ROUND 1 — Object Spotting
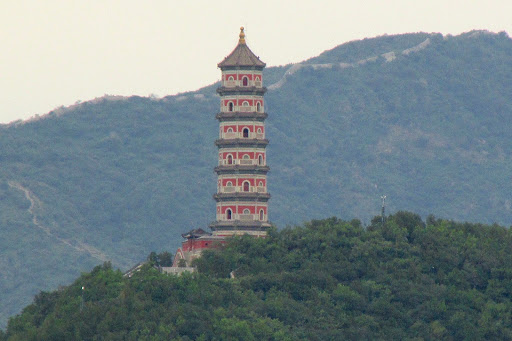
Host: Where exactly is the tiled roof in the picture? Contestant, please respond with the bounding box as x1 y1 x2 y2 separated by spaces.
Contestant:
181 228 211 239
218 27 266 68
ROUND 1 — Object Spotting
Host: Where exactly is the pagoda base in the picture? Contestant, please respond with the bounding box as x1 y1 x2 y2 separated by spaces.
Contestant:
209 220 270 237
212 229 267 238
171 222 269 268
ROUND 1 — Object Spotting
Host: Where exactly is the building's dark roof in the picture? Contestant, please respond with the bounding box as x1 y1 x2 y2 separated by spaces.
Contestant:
218 27 266 69
182 228 211 239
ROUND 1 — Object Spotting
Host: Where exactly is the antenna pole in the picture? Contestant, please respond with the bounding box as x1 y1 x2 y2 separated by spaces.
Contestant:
381 195 386 226
80 286 84 312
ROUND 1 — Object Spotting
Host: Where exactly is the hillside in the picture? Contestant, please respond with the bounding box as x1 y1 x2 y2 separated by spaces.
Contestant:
1 30 512 327
2 214 512 339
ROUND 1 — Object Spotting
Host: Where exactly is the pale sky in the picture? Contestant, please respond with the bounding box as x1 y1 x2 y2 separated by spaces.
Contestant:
1 0 510 123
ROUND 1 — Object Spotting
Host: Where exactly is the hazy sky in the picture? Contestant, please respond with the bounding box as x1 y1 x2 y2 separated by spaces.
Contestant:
1 0 510 123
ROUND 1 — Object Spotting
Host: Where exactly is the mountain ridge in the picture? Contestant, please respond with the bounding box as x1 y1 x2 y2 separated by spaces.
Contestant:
0 30 511 328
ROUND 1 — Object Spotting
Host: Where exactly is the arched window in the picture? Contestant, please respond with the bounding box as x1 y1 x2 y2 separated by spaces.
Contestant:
259 209 264 220
258 155 263 165
242 76 248 86
228 102 234 112
243 154 250 160
243 209 250 214
226 181 233 186
257 128 262 133
227 154 233 165
228 76 234 81
243 128 249 138
227 127 234 133
258 181 264 187
242 101 249 107
243 181 250 192
257 102 261 112
226 209 232 220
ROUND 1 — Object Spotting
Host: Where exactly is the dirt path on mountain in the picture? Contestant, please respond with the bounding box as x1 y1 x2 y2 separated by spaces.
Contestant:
8 181 109 262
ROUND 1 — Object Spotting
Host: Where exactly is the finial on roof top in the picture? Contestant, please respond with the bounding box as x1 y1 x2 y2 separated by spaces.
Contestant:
239 26 246 44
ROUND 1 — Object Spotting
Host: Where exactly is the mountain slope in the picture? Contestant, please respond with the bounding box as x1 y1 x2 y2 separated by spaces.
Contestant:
3 214 512 340
1 30 511 327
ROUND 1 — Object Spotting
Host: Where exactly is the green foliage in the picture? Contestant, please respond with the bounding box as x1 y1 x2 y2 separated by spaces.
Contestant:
4 214 512 339
2 30 512 327
147 251 174 267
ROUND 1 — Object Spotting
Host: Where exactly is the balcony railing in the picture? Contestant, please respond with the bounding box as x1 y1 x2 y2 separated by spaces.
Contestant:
221 106 264 113
220 132 265 139
222 80 263 88
223 132 237 139
218 159 265 166
218 186 267 193
239 106 253 112
217 213 267 221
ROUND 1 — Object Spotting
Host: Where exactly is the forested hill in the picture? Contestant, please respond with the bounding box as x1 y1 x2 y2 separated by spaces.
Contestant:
1 30 512 327
2 213 512 340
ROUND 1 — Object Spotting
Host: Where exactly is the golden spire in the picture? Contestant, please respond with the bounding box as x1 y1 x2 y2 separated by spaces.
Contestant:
239 26 246 44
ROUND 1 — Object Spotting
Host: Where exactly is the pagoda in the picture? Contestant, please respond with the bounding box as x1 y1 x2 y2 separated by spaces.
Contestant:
211 27 271 237
171 28 270 268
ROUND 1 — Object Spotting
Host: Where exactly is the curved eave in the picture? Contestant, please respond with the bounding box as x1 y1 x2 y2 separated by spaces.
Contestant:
216 86 267 96
216 112 268 121
214 165 270 175
215 138 269 148
218 65 265 71
213 192 271 202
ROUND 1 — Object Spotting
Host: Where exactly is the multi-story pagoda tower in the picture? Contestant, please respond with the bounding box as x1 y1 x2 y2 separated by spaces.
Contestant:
210 27 271 237
170 28 269 269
